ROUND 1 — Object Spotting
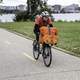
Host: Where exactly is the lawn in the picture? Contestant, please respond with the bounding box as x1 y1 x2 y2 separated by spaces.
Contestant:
0 21 80 56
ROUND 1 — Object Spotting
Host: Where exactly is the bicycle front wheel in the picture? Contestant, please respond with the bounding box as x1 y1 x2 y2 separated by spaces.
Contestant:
42 44 52 67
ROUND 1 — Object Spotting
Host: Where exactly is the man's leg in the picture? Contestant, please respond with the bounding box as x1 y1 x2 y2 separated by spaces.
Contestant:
36 33 39 41
33 25 40 41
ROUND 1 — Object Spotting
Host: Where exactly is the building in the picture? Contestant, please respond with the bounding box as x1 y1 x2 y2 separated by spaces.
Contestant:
0 3 27 13
17 4 27 11
48 5 62 13
61 4 80 13
0 4 17 13
52 5 62 13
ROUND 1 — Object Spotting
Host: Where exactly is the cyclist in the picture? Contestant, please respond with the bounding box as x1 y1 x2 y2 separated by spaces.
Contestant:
33 11 53 41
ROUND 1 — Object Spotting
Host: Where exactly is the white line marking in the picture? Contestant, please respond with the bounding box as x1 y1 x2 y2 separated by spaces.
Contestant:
5 41 11 45
23 52 36 61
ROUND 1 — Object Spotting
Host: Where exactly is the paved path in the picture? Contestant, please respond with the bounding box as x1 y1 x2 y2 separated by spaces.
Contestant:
0 29 80 80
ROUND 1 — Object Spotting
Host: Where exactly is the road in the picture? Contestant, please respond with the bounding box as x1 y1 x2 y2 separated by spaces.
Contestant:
0 28 80 80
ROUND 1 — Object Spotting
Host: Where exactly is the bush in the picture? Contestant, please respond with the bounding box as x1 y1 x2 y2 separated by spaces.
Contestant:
57 20 63 22
14 11 35 22
14 11 25 21
75 20 80 22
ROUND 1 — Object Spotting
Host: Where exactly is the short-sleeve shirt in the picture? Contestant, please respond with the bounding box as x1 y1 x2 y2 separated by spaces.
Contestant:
35 15 52 27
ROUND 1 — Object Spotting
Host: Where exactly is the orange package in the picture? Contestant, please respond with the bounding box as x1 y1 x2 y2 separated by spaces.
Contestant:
50 27 58 35
40 26 49 36
39 26 58 45
50 27 58 45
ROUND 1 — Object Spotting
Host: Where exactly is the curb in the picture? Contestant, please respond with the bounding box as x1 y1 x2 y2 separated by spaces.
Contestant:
53 46 75 56
2 28 77 57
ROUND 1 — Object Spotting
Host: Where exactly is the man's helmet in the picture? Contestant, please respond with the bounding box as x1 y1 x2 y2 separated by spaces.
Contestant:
40 11 49 23
41 11 49 17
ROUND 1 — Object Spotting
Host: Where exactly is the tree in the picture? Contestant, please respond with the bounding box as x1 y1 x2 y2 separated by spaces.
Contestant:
27 0 49 15
26 0 44 20
15 0 50 21
0 0 2 3
27 0 42 15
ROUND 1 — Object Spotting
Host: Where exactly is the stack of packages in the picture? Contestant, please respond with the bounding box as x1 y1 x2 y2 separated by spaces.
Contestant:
39 26 58 45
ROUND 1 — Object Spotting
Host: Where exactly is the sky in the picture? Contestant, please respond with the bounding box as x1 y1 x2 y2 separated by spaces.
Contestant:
0 0 27 6
1 0 80 6
47 0 80 6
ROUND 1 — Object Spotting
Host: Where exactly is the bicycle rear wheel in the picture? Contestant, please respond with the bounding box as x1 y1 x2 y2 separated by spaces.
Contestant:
33 40 40 60
42 44 52 67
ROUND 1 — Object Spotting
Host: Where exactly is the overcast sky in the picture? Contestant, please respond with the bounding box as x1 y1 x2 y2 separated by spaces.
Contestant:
47 0 80 6
2 0 80 6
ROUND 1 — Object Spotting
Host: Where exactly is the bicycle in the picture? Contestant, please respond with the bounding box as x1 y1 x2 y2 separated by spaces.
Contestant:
33 26 58 67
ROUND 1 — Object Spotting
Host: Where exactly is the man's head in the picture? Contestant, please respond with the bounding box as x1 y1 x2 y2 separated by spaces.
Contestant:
41 11 49 22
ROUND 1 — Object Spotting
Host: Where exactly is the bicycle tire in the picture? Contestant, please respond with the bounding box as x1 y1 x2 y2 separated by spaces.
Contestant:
33 40 40 60
42 44 52 67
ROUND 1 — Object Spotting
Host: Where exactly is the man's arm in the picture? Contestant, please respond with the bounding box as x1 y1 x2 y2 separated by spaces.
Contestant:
48 17 53 27
33 24 40 34
34 15 40 34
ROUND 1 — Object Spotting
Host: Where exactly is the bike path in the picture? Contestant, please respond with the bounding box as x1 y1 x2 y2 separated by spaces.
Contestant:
0 28 80 80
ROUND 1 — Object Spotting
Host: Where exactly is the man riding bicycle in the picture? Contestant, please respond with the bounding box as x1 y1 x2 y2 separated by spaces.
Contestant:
33 11 58 67
33 11 53 42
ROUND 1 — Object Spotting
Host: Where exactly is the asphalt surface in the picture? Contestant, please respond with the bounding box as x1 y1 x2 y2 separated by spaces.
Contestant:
0 28 80 80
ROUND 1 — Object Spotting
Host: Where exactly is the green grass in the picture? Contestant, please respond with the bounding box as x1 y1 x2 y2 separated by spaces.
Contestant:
0 22 35 38
54 22 80 56
0 21 80 56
